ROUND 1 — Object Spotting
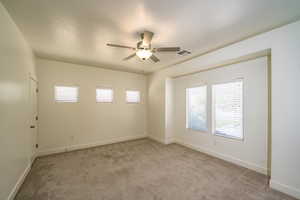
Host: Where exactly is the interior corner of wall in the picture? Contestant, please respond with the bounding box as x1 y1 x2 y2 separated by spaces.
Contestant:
165 137 175 145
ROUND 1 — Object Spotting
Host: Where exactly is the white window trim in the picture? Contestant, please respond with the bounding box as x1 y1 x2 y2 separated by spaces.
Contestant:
126 90 141 104
54 85 79 103
96 87 114 103
211 79 244 141
186 84 208 133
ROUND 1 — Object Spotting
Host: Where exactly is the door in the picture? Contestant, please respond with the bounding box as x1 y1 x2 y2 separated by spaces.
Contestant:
29 77 38 162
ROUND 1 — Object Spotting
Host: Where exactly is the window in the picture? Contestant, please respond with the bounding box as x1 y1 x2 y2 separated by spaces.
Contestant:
186 86 207 131
96 88 113 103
55 86 78 102
212 80 243 139
126 90 140 103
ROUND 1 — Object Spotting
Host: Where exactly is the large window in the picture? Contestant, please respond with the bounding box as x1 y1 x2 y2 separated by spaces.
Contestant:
186 86 207 131
96 88 113 103
126 90 140 103
55 86 79 102
212 80 243 139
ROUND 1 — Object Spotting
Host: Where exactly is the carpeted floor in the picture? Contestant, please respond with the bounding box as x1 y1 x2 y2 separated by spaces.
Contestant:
16 139 296 200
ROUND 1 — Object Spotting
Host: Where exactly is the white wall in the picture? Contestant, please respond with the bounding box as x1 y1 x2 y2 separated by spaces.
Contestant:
164 78 175 144
0 3 36 200
37 58 147 155
173 57 268 174
148 20 300 198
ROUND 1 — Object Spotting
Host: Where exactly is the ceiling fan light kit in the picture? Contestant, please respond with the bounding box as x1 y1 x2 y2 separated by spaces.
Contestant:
136 49 152 60
107 31 184 63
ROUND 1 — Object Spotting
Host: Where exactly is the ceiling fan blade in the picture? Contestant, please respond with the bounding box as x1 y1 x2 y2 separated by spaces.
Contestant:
141 31 154 47
107 43 135 50
123 53 136 60
155 47 181 52
150 55 160 63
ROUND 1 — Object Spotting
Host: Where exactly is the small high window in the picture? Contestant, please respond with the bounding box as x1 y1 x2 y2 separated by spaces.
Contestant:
126 90 140 103
96 88 113 103
55 86 79 102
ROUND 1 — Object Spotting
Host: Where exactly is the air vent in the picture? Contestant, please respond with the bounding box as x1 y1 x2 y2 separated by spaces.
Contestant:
178 50 191 56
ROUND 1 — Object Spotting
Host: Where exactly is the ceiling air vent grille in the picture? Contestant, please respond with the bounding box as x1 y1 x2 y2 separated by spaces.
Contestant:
178 50 191 56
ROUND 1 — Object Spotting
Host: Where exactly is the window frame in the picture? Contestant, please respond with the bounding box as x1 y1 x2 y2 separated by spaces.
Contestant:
54 85 79 103
96 87 114 103
125 90 141 104
211 79 244 141
186 84 208 133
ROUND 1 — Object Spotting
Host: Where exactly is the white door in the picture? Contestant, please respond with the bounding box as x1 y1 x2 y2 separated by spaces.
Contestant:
29 78 38 162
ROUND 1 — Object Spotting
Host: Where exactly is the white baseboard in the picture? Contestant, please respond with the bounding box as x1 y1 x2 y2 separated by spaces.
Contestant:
165 137 175 144
174 139 268 175
270 179 300 199
148 135 166 144
31 152 38 164
7 162 32 200
37 134 147 157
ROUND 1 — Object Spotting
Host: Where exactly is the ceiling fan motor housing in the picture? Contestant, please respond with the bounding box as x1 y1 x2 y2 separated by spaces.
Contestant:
137 41 151 50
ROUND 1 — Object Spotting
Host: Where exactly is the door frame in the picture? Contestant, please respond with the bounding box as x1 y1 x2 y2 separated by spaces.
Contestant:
29 75 38 162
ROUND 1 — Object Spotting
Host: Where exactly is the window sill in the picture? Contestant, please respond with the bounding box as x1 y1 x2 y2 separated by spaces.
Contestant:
55 101 79 103
187 128 208 134
214 132 244 141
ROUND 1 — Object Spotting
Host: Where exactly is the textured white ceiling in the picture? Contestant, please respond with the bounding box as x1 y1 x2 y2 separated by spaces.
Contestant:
2 0 300 73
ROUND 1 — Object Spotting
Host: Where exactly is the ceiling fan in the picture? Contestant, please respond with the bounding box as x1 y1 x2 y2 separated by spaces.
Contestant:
106 31 181 63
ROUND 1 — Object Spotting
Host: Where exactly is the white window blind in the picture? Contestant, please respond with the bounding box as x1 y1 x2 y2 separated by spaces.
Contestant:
212 80 243 139
186 86 207 131
55 86 79 102
126 90 140 103
96 88 113 103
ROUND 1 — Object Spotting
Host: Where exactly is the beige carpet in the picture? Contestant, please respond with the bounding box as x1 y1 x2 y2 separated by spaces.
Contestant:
16 139 296 200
